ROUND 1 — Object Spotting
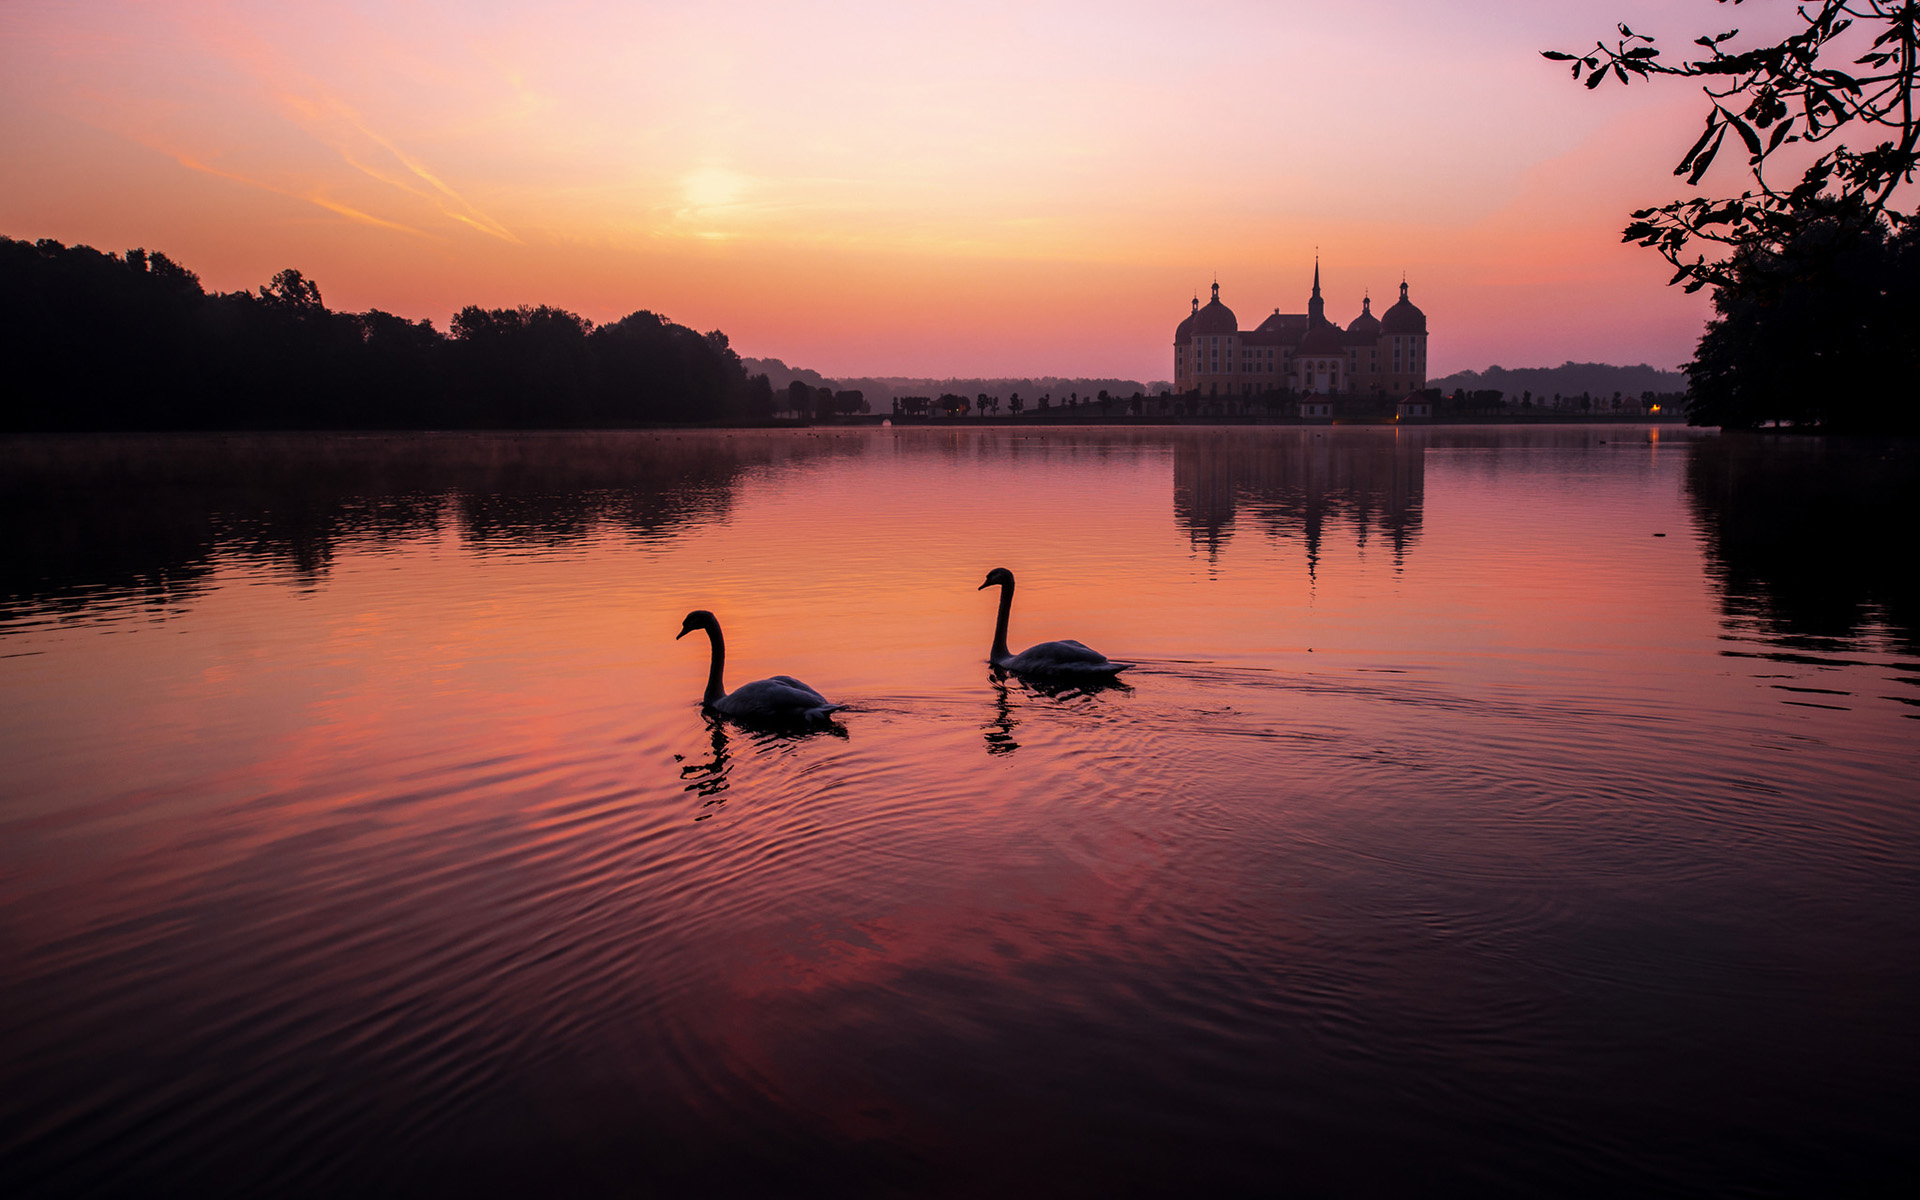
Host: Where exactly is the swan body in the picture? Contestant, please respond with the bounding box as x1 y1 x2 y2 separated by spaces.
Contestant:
677 610 845 723
977 568 1131 679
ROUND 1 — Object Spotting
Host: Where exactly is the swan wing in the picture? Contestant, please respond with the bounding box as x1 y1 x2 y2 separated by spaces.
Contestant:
713 677 845 721
1002 640 1131 677
765 675 827 701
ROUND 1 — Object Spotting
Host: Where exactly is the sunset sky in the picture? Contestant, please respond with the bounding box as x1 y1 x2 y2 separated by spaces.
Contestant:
1 0 1777 379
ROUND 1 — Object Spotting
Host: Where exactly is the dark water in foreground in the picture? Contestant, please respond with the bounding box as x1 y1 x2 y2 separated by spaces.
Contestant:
1 427 1916 1197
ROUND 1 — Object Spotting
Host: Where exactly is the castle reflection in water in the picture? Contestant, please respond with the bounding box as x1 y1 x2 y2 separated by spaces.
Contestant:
1172 429 1423 577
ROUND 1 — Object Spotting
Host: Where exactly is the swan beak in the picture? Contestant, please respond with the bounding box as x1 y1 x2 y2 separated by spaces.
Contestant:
675 626 692 639
977 578 993 590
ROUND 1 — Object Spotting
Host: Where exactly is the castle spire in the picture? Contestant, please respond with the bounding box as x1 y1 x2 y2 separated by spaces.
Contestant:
1307 258 1325 326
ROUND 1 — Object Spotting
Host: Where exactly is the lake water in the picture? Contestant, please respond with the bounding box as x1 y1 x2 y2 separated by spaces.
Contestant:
2 427 1916 1197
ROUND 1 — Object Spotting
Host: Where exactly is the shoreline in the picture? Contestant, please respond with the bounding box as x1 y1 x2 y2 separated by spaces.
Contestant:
1 413 1698 437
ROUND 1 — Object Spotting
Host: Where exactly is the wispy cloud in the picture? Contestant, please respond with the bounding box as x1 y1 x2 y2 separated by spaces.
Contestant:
281 92 521 243
162 147 432 237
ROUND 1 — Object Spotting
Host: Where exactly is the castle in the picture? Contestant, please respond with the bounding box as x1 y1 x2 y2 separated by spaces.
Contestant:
1174 265 1428 406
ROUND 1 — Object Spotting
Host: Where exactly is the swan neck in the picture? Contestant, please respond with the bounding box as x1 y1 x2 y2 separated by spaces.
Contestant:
991 579 1013 661
703 624 726 705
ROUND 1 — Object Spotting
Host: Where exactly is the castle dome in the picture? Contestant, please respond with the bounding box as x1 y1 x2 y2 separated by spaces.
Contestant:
1191 281 1238 336
1346 294 1381 339
1381 279 1426 335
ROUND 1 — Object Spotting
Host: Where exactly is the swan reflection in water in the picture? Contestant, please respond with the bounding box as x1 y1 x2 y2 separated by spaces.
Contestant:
678 715 733 811
676 712 848 821
982 671 1131 757
984 680 1021 756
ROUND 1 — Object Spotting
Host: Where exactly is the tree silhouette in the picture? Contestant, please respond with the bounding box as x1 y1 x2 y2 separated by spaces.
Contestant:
1548 3 1917 293
259 268 324 313
1686 215 1918 429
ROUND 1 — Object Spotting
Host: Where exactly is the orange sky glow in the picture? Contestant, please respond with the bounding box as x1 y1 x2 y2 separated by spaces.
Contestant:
1 0 1778 379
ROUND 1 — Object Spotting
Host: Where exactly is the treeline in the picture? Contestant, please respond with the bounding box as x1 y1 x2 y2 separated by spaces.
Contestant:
0 237 772 430
1428 361 1689 401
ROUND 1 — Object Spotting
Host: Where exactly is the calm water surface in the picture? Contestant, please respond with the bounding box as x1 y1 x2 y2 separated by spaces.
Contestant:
2 427 1916 1197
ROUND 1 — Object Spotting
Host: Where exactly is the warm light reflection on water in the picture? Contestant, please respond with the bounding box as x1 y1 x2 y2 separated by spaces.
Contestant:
2 428 1916 1197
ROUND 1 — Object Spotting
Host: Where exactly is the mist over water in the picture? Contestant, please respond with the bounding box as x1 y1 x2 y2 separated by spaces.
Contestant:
2 428 1916 1197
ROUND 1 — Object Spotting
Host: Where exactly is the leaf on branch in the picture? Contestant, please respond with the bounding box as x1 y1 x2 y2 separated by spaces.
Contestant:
1686 130 1727 183
1676 113 1723 174
1541 50 1577 60
1728 112 1764 159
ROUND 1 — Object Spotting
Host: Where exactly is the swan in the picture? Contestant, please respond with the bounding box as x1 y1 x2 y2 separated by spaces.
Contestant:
676 610 846 723
977 568 1131 679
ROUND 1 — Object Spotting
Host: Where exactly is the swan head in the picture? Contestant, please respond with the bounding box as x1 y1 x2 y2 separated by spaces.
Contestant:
676 609 718 640
978 567 1014 591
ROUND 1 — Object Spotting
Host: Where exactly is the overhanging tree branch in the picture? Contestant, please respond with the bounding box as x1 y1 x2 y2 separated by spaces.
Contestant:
1547 0 1918 291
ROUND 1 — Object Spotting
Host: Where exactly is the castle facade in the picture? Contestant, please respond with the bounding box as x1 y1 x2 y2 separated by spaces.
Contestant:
1174 266 1428 401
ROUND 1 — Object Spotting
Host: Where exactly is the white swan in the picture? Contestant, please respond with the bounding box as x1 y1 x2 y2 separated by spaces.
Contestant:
676 610 846 722
977 568 1131 679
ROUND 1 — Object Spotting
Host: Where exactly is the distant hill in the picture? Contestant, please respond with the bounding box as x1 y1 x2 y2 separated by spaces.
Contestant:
741 357 1170 407
1428 361 1688 400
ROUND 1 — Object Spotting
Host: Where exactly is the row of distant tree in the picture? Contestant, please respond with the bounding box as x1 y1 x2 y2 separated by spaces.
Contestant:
869 386 1685 421
1498 389 1688 414
739 358 1168 411
885 389 1162 418
0 237 772 430
783 382 871 419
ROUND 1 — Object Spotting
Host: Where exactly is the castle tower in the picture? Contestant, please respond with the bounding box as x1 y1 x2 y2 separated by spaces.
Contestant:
1380 277 1429 393
1173 280 1238 395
